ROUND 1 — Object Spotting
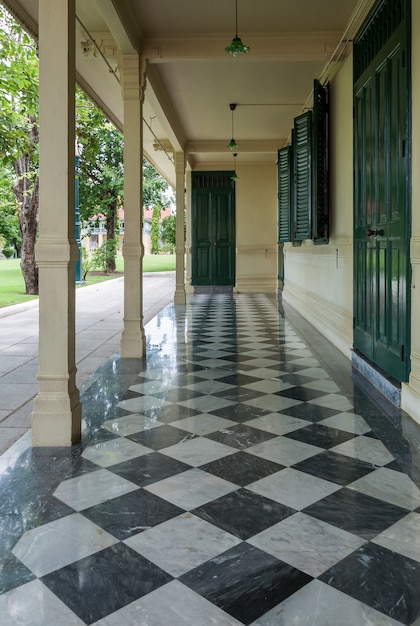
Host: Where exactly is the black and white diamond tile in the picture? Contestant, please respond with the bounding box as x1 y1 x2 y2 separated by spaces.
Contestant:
1 293 420 625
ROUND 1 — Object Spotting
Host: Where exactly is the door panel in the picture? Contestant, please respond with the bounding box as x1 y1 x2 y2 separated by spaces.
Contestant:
354 22 410 382
192 174 235 286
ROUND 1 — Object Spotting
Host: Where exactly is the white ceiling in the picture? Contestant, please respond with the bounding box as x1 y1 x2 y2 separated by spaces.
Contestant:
3 0 376 186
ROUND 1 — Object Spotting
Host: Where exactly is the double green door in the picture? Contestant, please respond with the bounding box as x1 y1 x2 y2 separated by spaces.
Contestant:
354 3 410 382
191 172 235 286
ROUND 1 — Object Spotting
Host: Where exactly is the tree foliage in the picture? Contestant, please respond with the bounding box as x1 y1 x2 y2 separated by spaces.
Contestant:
76 89 124 272
0 5 39 293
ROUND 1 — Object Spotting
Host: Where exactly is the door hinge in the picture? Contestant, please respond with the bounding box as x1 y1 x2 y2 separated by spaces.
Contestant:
353 316 356 329
401 139 406 158
400 345 405 362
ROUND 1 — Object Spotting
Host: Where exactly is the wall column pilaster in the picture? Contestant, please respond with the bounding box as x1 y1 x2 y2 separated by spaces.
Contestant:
174 152 186 304
32 0 81 445
120 54 146 357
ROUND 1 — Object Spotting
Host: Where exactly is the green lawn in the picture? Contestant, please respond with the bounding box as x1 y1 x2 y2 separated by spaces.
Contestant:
0 254 175 308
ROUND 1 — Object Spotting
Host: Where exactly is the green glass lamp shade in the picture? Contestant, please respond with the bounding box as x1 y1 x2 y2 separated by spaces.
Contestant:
228 138 238 150
231 171 239 181
225 36 250 57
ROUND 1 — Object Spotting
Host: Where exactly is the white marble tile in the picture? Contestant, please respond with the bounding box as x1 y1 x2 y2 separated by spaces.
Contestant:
295 366 330 379
0 580 86 626
247 467 339 510
185 379 235 394
288 357 320 367
318 412 372 435
125 512 241 576
145 468 237 510
331 435 394 466
196 350 232 359
243 379 294 394
240 349 279 358
240 358 281 368
241 367 285 379
102 413 163 436
129 379 175 395
12 513 118 577
372 512 420 562
54 468 138 511
246 435 322 466
161 436 235 466
244 413 310 436
116 395 171 413
82 437 152 467
251 579 404 626
178 395 235 413
349 467 420 511
244 394 302 413
302 378 341 393
309 393 354 412
171 413 236 435
93 580 243 626
194 368 235 380
249 512 365 577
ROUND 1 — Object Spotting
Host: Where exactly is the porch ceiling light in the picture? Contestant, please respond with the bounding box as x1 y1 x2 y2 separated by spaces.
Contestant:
228 103 239 150
225 0 250 57
231 153 239 181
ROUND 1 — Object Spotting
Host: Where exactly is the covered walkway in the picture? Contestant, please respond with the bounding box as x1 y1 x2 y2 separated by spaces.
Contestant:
1 292 419 625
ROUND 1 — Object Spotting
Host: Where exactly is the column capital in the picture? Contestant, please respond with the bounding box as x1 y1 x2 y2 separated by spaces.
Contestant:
121 53 147 102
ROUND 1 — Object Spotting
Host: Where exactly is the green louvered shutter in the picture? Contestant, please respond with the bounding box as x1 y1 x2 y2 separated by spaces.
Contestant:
278 146 292 243
312 79 329 243
293 111 312 241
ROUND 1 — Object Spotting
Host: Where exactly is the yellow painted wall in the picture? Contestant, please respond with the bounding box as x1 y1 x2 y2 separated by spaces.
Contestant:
282 54 354 357
234 163 278 293
402 2 420 422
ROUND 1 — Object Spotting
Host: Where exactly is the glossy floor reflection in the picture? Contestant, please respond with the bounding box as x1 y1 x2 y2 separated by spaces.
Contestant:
1 293 420 625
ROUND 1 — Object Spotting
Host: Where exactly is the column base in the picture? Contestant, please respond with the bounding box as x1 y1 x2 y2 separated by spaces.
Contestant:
120 328 146 358
31 389 82 446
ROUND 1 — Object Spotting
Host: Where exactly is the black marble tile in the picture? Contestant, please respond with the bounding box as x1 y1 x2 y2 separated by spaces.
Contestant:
280 403 340 422
292 451 376 486
275 386 328 402
278 373 320 386
201 450 284 486
141 404 201 424
41 543 173 624
121 388 143 400
205 424 277 450
385 459 405 472
0 553 36 595
217 373 263 387
193 488 295 539
284 423 357 449
208 403 269 422
320 543 420 625
304 487 409 540
180 542 312 625
110 451 190 487
81 489 184 540
127 424 196 450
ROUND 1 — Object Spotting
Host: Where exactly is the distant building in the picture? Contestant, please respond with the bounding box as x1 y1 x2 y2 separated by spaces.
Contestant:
81 206 173 255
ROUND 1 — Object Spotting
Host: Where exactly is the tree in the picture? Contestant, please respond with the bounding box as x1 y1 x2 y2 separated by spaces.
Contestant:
76 89 123 273
161 213 176 252
0 166 21 255
0 6 39 293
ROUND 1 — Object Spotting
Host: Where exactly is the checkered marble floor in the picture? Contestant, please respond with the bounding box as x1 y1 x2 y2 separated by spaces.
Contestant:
1 293 420 625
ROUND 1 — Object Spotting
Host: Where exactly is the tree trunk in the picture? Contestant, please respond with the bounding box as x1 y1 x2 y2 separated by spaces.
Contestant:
105 196 117 272
13 116 39 295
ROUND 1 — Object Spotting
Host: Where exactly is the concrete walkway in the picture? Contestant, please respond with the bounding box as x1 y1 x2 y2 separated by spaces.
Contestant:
0 272 176 454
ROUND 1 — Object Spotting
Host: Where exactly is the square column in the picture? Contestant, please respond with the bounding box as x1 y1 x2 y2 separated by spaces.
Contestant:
120 54 146 357
32 0 81 445
174 152 186 304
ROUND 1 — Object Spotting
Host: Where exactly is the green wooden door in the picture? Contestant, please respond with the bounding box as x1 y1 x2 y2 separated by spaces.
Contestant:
354 0 410 382
192 172 235 286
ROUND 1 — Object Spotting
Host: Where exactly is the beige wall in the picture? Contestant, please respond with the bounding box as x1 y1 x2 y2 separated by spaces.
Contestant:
402 3 420 422
234 163 278 293
282 54 354 358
